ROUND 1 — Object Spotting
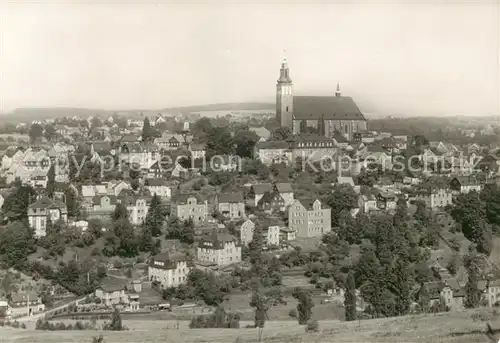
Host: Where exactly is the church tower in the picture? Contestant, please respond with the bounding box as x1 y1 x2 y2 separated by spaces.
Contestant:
276 55 293 129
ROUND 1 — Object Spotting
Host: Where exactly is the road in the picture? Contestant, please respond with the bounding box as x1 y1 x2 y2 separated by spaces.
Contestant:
14 296 87 329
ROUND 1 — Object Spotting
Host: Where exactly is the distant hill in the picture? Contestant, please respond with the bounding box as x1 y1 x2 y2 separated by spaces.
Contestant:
3 103 275 123
3 108 111 123
161 102 274 113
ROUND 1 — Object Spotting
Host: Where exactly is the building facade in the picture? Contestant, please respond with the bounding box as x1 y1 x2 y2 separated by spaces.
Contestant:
28 196 68 238
148 251 191 289
197 232 241 266
288 199 331 238
172 194 208 225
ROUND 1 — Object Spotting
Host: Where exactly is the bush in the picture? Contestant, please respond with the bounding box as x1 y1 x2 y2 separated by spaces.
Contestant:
189 307 240 329
306 320 319 332
288 308 297 318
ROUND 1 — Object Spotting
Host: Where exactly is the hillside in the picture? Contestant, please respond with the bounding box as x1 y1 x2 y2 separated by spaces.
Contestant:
3 310 498 343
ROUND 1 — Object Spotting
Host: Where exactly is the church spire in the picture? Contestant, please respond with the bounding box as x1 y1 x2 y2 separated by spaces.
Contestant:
335 82 341 97
278 52 292 83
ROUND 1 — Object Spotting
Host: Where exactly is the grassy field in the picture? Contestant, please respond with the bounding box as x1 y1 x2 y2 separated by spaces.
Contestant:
4 309 499 343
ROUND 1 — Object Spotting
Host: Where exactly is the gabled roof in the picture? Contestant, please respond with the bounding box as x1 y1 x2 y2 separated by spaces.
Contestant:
217 192 244 203
28 196 66 210
92 141 112 153
151 251 190 270
92 194 117 206
10 292 39 304
251 183 272 194
249 127 271 139
190 143 206 151
120 134 140 143
255 140 289 150
145 178 169 187
337 176 355 186
97 277 129 293
199 231 238 249
174 193 204 205
295 198 328 210
292 96 366 121
275 183 293 193
451 176 481 186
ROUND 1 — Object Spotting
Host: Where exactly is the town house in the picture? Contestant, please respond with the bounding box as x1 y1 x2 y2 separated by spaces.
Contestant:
144 178 172 198
148 251 191 289
254 140 292 166
8 293 45 318
197 232 241 266
414 188 453 210
239 219 256 246
119 195 151 225
418 280 465 311
288 198 331 238
375 190 397 211
95 278 129 307
449 176 483 194
86 195 117 220
247 183 294 208
171 193 208 226
189 143 206 161
28 196 68 238
216 192 246 219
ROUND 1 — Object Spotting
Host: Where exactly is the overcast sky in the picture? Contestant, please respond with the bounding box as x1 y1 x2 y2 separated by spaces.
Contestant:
0 1 499 116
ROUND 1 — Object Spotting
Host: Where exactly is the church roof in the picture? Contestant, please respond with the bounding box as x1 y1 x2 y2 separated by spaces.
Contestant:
292 96 366 121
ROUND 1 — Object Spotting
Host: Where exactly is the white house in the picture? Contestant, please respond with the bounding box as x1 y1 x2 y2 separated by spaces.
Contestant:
197 232 241 266
144 178 172 198
28 196 68 238
148 251 191 289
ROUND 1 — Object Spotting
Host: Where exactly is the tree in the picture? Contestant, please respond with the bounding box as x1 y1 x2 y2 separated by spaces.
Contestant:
141 118 155 142
355 242 381 287
44 124 57 142
144 194 165 237
112 203 129 222
192 117 214 142
388 258 413 316
250 289 269 335
0 221 35 268
46 165 56 198
324 184 358 227
249 225 265 278
271 127 292 141
299 120 307 133
464 246 483 308
206 126 234 159
92 335 105 343
112 219 138 257
414 200 431 226
481 184 500 228
29 123 44 143
139 225 154 253
344 271 357 321
292 288 314 325
234 130 259 158
2 186 36 222
65 187 81 218
337 209 359 244
106 308 123 331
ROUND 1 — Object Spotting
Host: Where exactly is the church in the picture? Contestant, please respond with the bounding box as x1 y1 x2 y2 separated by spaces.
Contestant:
276 56 367 141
